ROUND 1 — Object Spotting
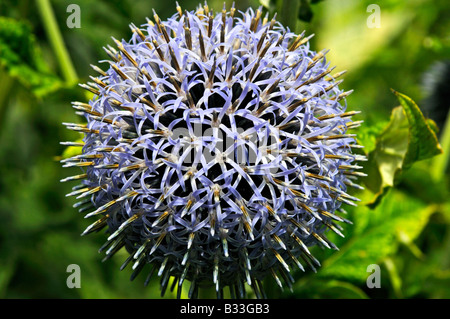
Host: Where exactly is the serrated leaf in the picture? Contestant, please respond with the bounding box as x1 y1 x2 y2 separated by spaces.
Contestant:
392 90 443 168
363 91 443 207
426 118 440 137
317 191 435 283
364 106 409 201
356 119 390 156
0 17 62 98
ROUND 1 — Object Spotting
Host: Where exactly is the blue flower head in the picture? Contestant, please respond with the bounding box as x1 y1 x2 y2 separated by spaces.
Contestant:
62 2 365 298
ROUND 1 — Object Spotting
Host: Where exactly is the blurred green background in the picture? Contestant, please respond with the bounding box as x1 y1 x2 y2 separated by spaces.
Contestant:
0 0 449 299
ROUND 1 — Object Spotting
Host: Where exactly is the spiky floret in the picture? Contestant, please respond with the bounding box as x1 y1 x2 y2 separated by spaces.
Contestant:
62 3 365 298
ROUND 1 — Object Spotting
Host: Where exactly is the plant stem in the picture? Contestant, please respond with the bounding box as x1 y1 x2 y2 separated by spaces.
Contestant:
0 68 14 133
432 110 450 181
36 0 78 84
276 0 300 32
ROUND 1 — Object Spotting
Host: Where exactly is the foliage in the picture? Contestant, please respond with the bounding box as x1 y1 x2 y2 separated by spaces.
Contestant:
0 0 449 299
0 16 61 97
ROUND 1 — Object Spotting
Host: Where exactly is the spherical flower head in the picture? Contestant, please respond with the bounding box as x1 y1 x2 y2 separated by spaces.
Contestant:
62 3 365 299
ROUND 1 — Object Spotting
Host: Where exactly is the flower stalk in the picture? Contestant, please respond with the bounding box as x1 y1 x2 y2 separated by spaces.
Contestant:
432 109 450 181
36 0 77 84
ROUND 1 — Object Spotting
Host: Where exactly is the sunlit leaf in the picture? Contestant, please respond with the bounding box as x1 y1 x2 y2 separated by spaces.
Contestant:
0 17 61 97
364 106 409 204
363 91 443 207
317 191 435 283
356 119 389 155
426 118 440 137
392 90 443 168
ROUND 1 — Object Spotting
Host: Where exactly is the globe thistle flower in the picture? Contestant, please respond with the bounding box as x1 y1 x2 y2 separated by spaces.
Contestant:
61 3 365 299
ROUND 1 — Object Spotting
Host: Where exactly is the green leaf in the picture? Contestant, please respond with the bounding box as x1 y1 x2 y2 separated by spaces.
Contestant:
400 209 450 298
0 17 62 98
426 118 440 137
293 279 369 299
363 106 409 203
383 257 403 298
363 91 443 207
356 119 389 155
317 190 435 283
392 90 443 168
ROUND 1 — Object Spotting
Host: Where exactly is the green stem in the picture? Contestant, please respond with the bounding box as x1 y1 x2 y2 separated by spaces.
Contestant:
432 110 450 181
36 0 77 84
276 0 300 32
0 68 14 131
383 258 403 298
